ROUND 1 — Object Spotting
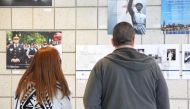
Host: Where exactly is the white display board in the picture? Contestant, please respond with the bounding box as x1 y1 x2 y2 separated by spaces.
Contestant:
135 44 180 71
76 44 183 79
182 44 190 71
76 45 114 70
163 71 181 79
182 71 190 79
76 71 90 80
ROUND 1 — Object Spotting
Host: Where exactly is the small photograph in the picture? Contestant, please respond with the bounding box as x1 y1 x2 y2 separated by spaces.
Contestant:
184 51 190 64
136 49 145 54
166 49 176 61
6 31 62 69
0 0 52 6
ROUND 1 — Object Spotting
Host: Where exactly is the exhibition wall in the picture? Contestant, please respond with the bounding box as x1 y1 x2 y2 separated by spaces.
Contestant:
0 0 190 109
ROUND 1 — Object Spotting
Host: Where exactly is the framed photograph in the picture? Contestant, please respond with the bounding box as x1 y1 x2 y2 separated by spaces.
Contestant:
182 44 190 70
184 51 190 63
0 0 52 6
6 31 62 69
108 0 146 35
166 49 176 61
161 0 190 34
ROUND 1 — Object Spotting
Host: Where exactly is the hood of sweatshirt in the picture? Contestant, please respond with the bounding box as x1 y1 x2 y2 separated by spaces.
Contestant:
105 47 155 71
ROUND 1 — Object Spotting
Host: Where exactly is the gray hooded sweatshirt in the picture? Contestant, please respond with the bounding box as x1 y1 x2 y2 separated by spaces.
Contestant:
83 47 170 109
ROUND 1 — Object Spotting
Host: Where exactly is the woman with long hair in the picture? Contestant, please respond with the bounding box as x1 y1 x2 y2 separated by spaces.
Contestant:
14 47 71 109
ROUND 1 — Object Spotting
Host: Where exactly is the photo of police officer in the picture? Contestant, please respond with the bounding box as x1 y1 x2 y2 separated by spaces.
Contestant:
6 34 26 69
26 43 38 63
6 31 62 69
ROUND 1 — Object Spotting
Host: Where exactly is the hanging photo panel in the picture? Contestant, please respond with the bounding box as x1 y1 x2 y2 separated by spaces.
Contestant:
161 0 190 34
108 0 146 35
182 44 190 70
6 31 62 69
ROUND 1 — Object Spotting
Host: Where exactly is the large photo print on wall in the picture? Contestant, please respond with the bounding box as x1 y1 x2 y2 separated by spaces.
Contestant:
6 31 62 69
0 0 52 6
108 0 146 35
161 0 190 34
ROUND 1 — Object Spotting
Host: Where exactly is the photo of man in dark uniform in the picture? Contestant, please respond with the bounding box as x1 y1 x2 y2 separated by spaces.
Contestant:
7 34 26 69
26 43 37 63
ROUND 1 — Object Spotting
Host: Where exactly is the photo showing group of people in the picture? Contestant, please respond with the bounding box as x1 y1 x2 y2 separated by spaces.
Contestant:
161 0 190 34
136 48 162 64
6 31 62 69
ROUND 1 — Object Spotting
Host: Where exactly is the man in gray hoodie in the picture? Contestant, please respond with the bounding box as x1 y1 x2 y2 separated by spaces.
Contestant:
83 22 170 109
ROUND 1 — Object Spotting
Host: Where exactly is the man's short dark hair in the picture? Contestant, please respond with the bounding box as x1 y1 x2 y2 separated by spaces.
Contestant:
113 22 135 46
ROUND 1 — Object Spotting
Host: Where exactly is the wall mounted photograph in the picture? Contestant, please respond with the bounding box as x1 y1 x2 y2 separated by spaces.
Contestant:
161 0 190 34
6 31 62 69
108 0 146 35
182 44 190 70
0 0 52 6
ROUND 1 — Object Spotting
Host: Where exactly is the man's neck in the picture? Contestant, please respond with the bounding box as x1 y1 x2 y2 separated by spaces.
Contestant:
115 45 134 49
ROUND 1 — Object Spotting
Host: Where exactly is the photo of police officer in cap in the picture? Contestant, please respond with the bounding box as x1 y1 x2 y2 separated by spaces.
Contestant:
6 31 62 69
6 33 26 69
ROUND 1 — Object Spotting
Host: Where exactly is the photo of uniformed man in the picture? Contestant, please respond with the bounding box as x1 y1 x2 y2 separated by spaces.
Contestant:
6 33 26 69
108 0 146 35
6 31 62 69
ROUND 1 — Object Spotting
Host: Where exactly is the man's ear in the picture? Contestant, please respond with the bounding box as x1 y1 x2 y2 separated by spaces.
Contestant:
111 38 117 47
